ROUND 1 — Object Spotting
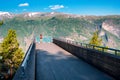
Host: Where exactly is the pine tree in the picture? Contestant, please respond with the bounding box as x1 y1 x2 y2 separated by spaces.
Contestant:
89 30 102 46
12 48 24 68
1 29 24 69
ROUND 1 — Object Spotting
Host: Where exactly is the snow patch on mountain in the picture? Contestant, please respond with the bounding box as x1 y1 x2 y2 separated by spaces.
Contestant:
24 12 41 17
0 12 10 15
0 11 13 19
51 12 55 14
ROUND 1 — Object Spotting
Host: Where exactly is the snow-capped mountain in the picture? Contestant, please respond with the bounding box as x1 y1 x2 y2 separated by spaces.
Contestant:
0 11 13 19
0 11 82 19
0 12 10 16
0 12 44 19
23 12 42 17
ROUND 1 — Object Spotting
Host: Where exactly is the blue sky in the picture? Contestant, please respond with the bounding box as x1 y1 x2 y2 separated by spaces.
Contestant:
0 0 120 15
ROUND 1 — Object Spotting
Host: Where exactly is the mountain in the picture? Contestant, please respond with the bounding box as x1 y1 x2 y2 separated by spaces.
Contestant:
0 11 14 19
0 12 120 50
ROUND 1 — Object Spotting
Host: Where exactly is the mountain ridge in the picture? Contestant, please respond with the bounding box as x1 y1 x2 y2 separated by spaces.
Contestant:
1 11 120 19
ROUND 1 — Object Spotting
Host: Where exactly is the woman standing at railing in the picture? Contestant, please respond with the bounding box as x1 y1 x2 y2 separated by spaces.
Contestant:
40 34 43 43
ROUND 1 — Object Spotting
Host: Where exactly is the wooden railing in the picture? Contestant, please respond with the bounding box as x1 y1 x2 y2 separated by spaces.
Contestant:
57 38 120 56
53 38 120 79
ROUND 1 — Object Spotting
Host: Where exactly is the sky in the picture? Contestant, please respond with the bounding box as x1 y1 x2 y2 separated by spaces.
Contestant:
0 0 120 15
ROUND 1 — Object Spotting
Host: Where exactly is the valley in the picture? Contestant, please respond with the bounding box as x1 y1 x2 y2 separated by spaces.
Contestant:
0 12 120 50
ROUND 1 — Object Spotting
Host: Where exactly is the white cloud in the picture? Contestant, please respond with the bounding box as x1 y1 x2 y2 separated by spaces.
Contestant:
49 5 64 10
18 3 29 7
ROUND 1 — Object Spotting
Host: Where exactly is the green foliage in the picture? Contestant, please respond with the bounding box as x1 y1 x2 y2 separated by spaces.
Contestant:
12 48 24 68
0 16 95 38
0 20 3 26
89 31 102 46
89 31 110 51
0 29 24 69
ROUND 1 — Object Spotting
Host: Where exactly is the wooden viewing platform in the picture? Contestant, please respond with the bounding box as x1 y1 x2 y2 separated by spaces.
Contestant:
35 43 114 80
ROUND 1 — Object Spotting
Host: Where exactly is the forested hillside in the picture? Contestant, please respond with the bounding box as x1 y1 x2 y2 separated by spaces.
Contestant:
0 13 120 50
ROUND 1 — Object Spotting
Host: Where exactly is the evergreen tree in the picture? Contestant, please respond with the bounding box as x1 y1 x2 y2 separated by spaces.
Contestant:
89 30 102 46
1 29 24 69
89 30 109 52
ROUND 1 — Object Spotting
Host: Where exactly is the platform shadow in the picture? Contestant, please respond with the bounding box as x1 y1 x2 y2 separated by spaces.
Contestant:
35 49 114 80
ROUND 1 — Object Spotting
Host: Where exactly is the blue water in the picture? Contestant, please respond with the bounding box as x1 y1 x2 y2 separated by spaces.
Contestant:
35 36 53 43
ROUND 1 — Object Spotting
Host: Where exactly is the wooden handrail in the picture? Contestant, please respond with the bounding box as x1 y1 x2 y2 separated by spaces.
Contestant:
54 38 120 56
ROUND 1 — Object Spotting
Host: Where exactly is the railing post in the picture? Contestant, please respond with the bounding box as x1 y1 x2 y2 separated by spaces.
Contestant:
102 48 104 52
86 44 87 48
81 43 82 46
93 45 95 49
115 50 117 55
